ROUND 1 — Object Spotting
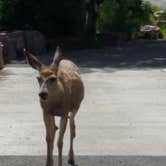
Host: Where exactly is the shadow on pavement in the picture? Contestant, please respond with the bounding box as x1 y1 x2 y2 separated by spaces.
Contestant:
62 41 166 73
11 41 166 73
0 156 166 166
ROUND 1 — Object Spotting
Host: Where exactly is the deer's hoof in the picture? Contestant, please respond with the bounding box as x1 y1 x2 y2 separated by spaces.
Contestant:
46 164 53 166
46 160 53 166
68 159 76 165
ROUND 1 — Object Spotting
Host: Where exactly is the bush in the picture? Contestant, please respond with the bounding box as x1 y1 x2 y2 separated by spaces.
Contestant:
0 0 82 37
97 0 159 38
157 9 166 38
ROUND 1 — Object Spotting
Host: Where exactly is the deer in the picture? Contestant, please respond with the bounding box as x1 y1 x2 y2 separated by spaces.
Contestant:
24 47 84 166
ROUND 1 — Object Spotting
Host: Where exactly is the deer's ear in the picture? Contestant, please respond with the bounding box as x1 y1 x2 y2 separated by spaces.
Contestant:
23 49 42 70
52 46 62 67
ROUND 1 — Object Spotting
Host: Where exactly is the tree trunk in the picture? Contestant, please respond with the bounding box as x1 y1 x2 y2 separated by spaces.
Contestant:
86 0 98 44
80 0 86 35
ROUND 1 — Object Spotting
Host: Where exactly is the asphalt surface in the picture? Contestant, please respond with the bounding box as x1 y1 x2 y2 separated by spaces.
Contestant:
1 43 166 165
1 156 166 166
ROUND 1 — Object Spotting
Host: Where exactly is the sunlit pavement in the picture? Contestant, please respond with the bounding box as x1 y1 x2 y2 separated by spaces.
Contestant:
0 64 166 165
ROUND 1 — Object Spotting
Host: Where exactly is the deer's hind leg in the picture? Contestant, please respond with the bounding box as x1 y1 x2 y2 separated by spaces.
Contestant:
68 110 78 166
43 110 58 166
57 116 68 166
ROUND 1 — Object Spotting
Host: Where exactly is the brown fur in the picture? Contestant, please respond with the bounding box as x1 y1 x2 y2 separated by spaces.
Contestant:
24 47 84 166
40 67 55 78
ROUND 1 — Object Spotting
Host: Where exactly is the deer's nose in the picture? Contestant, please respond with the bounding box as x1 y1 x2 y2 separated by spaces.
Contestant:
39 92 48 100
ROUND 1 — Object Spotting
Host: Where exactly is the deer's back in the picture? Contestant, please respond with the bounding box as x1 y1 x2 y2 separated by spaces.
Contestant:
58 59 84 110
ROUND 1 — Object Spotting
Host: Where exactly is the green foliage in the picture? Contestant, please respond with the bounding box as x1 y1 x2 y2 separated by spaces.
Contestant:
0 0 38 30
158 9 166 38
35 0 81 36
0 0 82 36
97 0 158 38
0 0 163 40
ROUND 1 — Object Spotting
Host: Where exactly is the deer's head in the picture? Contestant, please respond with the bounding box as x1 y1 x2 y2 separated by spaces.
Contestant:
24 47 62 101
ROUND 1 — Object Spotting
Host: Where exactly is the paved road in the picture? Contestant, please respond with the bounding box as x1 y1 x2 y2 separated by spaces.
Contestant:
0 63 166 165
1 156 166 166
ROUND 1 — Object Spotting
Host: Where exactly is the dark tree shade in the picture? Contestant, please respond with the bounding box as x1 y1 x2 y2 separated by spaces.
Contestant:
0 0 160 40
0 0 82 37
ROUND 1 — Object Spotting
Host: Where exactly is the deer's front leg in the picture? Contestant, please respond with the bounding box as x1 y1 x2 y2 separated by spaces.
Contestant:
57 116 68 166
43 111 57 166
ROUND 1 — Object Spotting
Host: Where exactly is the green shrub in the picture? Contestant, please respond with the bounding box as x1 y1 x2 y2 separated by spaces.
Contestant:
0 0 82 37
97 0 159 38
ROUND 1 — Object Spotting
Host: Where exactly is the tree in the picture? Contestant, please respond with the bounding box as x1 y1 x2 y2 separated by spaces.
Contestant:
86 0 104 43
0 0 160 41
0 0 82 37
97 0 157 38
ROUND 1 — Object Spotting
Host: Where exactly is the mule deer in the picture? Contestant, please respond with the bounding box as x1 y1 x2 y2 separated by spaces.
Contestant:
24 47 84 166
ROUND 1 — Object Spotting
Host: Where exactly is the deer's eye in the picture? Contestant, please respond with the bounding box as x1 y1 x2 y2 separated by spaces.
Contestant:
36 76 43 84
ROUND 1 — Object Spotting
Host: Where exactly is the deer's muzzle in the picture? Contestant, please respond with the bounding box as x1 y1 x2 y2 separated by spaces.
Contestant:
39 92 48 100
